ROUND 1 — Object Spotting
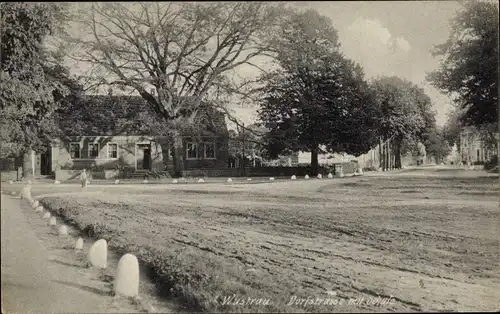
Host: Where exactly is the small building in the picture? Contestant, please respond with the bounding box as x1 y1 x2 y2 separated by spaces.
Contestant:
459 126 497 163
11 95 229 180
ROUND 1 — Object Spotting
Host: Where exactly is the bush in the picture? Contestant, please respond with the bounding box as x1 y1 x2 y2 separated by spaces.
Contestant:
484 155 498 172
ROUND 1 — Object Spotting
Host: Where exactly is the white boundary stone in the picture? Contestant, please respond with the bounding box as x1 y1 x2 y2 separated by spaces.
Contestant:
75 237 84 250
43 212 51 219
304 175 310 179
197 178 205 183
32 200 39 208
49 217 57 226
269 177 275 181
35 206 43 213
58 225 68 235
114 179 120 185
54 180 61 184
291 175 296 180
88 239 107 268
172 179 178 184
142 179 148 184
247 178 252 181
227 178 232 183
317 174 322 179
114 253 140 297
327 173 333 179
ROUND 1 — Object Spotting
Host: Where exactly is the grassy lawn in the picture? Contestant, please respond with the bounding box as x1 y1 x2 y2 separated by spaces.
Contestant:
4 169 499 312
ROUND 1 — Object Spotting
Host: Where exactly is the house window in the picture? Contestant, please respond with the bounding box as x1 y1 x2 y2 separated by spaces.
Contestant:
204 142 216 159
70 143 81 159
107 143 118 159
88 143 100 158
186 143 198 159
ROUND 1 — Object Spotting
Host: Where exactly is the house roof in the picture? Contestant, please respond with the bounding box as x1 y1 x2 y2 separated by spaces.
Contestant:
57 94 228 137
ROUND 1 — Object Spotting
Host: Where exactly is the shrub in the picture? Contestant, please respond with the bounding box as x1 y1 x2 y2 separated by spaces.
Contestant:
484 155 498 172
83 222 117 242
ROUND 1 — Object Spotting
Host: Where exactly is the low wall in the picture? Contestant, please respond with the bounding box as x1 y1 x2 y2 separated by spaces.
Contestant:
182 163 358 178
55 170 111 181
55 162 359 180
0 171 18 182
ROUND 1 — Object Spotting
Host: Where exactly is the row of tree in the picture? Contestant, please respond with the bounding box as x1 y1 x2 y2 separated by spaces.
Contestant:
1 2 497 176
430 1 499 158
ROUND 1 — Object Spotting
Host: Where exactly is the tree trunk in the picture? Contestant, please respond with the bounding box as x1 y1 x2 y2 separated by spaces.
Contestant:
157 138 172 178
22 151 33 179
311 147 319 176
386 139 392 170
379 137 383 170
383 139 387 171
395 138 402 169
170 131 184 178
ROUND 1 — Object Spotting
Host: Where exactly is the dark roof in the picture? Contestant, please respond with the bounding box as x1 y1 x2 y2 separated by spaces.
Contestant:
57 95 228 137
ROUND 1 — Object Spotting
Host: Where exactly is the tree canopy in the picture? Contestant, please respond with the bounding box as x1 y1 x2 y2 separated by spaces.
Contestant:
258 9 380 174
68 2 289 176
0 2 72 159
427 1 499 127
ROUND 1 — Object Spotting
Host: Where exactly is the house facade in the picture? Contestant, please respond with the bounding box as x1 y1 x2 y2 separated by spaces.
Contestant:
459 126 497 163
13 94 229 180
51 134 227 172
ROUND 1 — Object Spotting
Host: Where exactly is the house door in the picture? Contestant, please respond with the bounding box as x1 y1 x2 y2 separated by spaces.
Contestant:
136 144 152 170
40 149 52 175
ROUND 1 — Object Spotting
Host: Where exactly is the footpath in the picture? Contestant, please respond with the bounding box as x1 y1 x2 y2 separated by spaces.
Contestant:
1 194 117 313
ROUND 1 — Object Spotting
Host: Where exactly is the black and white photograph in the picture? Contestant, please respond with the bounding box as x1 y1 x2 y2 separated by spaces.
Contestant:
1 1 499 313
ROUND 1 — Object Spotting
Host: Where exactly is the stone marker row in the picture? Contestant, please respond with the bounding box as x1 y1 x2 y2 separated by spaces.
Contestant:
87 239 140 297
24 190 140 298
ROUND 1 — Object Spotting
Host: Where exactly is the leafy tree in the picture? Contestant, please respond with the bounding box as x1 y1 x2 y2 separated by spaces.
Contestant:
427 1 499 127
442 106 464 151
228 125 265 167
423 128 452 164
370 76 427 168
0 3 71 176
258 9 380 175
67 2 287 177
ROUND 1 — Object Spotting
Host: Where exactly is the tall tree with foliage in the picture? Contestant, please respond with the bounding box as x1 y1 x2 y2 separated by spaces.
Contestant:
370 76 428 168
427 1 499 127
423 128 452 164
442 106 465 151
67 2 287 177
0 2 71 176
258 9 380 175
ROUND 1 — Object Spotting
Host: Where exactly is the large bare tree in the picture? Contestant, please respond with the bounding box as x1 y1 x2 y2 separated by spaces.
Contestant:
67 2 287 176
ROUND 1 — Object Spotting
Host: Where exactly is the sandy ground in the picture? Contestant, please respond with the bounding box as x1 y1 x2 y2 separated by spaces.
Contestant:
1 166 499 312
0 193 176 313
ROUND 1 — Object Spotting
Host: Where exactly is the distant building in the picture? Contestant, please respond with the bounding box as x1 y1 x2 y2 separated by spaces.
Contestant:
459 126 497 163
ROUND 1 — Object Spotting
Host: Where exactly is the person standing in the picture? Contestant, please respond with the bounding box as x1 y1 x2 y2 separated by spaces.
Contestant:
80 169 88 188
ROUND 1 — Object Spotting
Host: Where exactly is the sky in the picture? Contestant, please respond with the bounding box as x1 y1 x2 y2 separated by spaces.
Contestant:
231 1 463 127
64 1 464 128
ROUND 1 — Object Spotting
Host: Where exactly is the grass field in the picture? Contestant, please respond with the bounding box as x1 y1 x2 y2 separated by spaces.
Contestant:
4 168 499 312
